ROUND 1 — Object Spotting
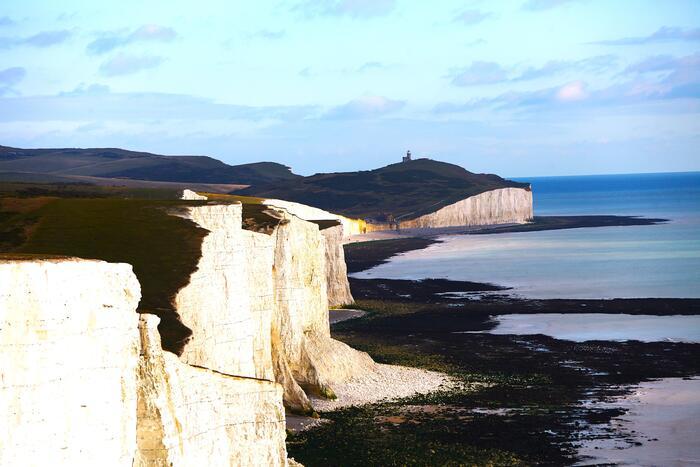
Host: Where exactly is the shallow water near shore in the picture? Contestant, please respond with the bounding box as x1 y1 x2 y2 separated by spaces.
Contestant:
354 172 700 299
467 313 700 343
576 378 700 467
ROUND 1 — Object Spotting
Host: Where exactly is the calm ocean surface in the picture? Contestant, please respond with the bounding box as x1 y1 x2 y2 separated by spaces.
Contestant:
354 172 700 299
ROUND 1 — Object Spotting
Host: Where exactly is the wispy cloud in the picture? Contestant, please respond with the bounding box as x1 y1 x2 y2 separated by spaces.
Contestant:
0 66 26 96
522 0 582 11
437 53 700 114
324 95 404 119
454 9 492 26
87 24 177 55
298 62 389 77
449 55 617 86
449 61 508 86
99 54 164 76
0 89 317 123
0 16 14 27
621 52 700 99
59 83 111 96
592 27 700 46
293 0 396 18
514 55 617 81
0 29 72 49
357 61 386 72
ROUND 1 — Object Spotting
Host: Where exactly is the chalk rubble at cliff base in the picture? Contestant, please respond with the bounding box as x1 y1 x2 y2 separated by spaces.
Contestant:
311 364 454 411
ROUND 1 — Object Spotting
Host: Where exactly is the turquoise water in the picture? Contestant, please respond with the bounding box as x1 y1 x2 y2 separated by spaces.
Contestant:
354 172 700 299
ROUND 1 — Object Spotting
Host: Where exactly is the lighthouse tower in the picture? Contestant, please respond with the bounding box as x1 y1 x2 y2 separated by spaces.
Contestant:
402 150 412 163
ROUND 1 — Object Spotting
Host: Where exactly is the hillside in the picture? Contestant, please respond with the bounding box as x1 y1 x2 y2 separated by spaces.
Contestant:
0 145 299 185
238 158 530 222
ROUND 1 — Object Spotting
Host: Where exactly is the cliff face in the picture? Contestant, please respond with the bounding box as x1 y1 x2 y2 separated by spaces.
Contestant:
321 224 354 307
174 200 369 413
136 315 286 466
263 198 367 237
1 258 288 466
397 187 533 229
174 204 275 381
0 259 141 466
262 199 355 307
270 210 374 412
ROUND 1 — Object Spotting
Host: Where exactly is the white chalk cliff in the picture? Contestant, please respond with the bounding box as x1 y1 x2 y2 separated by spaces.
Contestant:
0 258 288 466
266 187 532 233
0 259 141 466
321 224 354 307
173 199 370 413
2 188 463 465
263 198 367 237
397 187 533 229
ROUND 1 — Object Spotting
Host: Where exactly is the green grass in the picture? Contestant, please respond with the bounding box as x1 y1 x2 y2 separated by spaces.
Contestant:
0 191 211 354
0 181 183 200
0 182 289 351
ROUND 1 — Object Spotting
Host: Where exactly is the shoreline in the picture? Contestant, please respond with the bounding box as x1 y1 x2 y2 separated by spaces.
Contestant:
344 214 669 276
346 214 668 244
288 228 700 466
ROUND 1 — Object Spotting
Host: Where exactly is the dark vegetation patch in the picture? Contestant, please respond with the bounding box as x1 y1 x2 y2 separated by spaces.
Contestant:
0 183 218 354
350 279 700 316
239 158 530 221
348 278 506 302
0 145 299 185
289 291 700 466
473 215 669 234
0 181 183 200
289 238 700 466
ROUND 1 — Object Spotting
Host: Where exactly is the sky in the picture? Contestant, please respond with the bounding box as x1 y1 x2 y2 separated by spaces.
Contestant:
0 0 698 177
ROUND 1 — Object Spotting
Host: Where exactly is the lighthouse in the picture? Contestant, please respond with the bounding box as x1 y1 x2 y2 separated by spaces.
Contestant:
402 150 412 163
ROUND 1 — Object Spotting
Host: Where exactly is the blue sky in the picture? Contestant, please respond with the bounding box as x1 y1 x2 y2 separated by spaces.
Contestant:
0 0 698 176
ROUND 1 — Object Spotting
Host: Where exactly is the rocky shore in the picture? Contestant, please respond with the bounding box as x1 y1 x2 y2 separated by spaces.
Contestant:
287 230 700 466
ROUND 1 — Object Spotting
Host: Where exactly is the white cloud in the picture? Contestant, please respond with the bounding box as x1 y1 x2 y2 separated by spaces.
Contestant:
324 95 405 119
522 0 582 11
293 0 396 18
555 81 588 101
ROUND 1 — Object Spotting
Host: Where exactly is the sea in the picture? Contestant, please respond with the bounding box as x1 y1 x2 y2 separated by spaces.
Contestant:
353 172 700 465
354 172 700 299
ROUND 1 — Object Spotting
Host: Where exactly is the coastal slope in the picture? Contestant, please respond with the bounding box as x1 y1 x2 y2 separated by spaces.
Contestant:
0 145 299 185
240 158 533 230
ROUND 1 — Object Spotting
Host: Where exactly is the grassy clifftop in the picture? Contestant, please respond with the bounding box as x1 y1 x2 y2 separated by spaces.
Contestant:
239 158 530 222
0 183 213 354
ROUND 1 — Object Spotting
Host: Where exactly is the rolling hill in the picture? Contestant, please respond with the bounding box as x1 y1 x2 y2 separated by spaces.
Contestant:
237 158 530 221
0 145 299 185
